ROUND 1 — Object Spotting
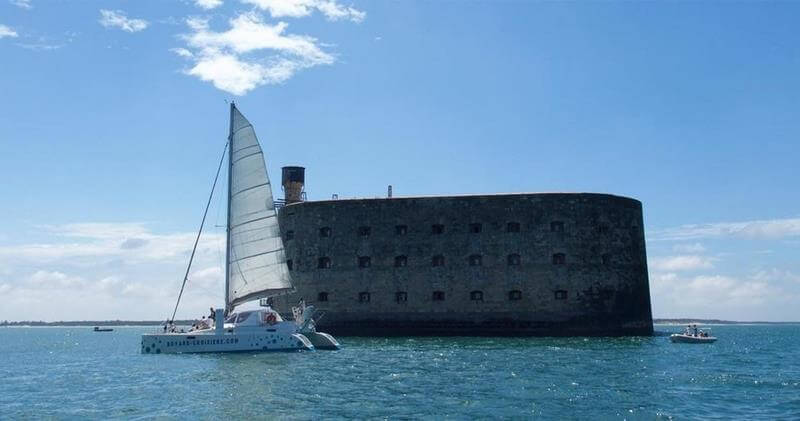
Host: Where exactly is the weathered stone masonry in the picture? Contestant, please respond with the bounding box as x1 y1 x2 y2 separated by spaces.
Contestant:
274 193 653 336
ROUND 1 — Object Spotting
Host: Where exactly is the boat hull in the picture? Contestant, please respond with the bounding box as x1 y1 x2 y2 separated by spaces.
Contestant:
670 334 717 344
141 331 313 354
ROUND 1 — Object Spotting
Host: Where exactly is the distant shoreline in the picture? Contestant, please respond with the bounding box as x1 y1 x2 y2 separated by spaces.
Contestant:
1 318 798 327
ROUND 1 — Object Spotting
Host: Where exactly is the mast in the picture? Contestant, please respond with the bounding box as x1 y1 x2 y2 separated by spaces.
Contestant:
225 102 234 316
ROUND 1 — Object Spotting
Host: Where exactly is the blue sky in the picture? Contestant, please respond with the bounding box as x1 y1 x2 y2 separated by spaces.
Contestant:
0 0 798 321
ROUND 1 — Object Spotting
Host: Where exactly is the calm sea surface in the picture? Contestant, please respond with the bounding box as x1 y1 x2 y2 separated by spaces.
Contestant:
1 324 799 420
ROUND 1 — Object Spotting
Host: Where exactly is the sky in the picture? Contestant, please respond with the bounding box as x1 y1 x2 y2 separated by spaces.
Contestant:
0 0 798 322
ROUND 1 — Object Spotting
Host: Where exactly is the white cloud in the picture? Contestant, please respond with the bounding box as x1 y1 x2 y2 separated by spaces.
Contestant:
0 222 226 321
649 255 714 271
9 0 32 10
0 24 19 39
242 0 365 23
650 271 790 320
0 222 223 264
651 217 800 241
195 0 223 9
672 243 706 253
177 12 334 95
170 47 194 58
28 270 85 288
99 10 149 33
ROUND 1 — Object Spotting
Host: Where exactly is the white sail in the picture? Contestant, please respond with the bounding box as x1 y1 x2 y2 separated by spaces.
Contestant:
226 105 293 310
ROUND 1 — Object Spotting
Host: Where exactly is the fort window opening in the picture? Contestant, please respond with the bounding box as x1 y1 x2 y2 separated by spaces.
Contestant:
396 291 408 303
319 227 332 237
432 255 445 267
602 253 611 265
552 253 566 265
469 254 482 266
551 221 564 232
395 225 408 235
317 257 331 269
432 290 445 301
359 291 371 303
555 290 568 300
394 255 408 267
285 230 294 241
358 256 372 268
358 226 371 237
507 222 521 233
470 290 484 301
598 224 610 234
507 254 521 266
508 290 522 301
469 223 482 233
432 224 445 234
317 292 328 302
286 259 293 271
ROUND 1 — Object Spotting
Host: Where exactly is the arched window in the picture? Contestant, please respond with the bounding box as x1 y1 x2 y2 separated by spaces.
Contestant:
550 221 564 232
508 290 522 301
317 257 331 269
359 291 371 303
469 223 482 233
394 255 407 267
395 291 408 303
432 255 445 267
319 227 332 237
507 254 521 266
395 225 408 235
469 254 482 266
432 290 445 301
285 230 294 241
358 256 371 268
470 290 483 301
317 292 329 302
507 222 520 233
602 253 611 265
552 253 566 265
554 290 567 300
358 226 371 236
432 224 445 234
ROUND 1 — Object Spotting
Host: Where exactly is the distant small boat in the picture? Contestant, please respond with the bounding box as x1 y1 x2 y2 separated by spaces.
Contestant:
93 327 113 332
670 325 716 343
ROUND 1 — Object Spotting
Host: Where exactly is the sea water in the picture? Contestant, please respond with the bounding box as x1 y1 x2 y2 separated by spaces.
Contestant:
1 325 798 419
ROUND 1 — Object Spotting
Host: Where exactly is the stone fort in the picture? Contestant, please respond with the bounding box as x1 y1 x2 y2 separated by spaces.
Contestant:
273 167 653 336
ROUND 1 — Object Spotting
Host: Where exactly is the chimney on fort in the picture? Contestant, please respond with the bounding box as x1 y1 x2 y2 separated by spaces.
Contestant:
281 166 305 204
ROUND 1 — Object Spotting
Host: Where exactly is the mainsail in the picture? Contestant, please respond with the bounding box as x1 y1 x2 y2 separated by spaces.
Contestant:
226 104 293 311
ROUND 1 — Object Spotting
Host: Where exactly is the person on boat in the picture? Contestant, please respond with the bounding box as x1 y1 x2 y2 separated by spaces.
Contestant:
209 307 215 320
693 325 699 336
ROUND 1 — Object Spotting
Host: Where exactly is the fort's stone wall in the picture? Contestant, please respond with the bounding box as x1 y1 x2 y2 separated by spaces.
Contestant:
274 193 653 336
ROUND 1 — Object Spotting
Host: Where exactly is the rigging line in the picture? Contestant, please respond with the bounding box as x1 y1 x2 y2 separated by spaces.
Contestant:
169 140 229 323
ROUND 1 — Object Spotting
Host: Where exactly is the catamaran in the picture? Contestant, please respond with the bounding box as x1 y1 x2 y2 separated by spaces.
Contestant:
141 103 339 354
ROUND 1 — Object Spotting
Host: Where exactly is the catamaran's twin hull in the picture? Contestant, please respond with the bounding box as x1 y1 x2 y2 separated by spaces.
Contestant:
141 331 313 354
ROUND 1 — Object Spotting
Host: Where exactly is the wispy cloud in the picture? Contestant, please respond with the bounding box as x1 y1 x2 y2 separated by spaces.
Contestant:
0 222 225 320
99 10 149 33
672 243 706 253
9 0 32 10
16 43 63 51
649 270 795 320
650 217 800 241
0 24 19 39
0 222 223 263
195 0 223 9
649 255 715 271
176 12 335 95
243 0 365 23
